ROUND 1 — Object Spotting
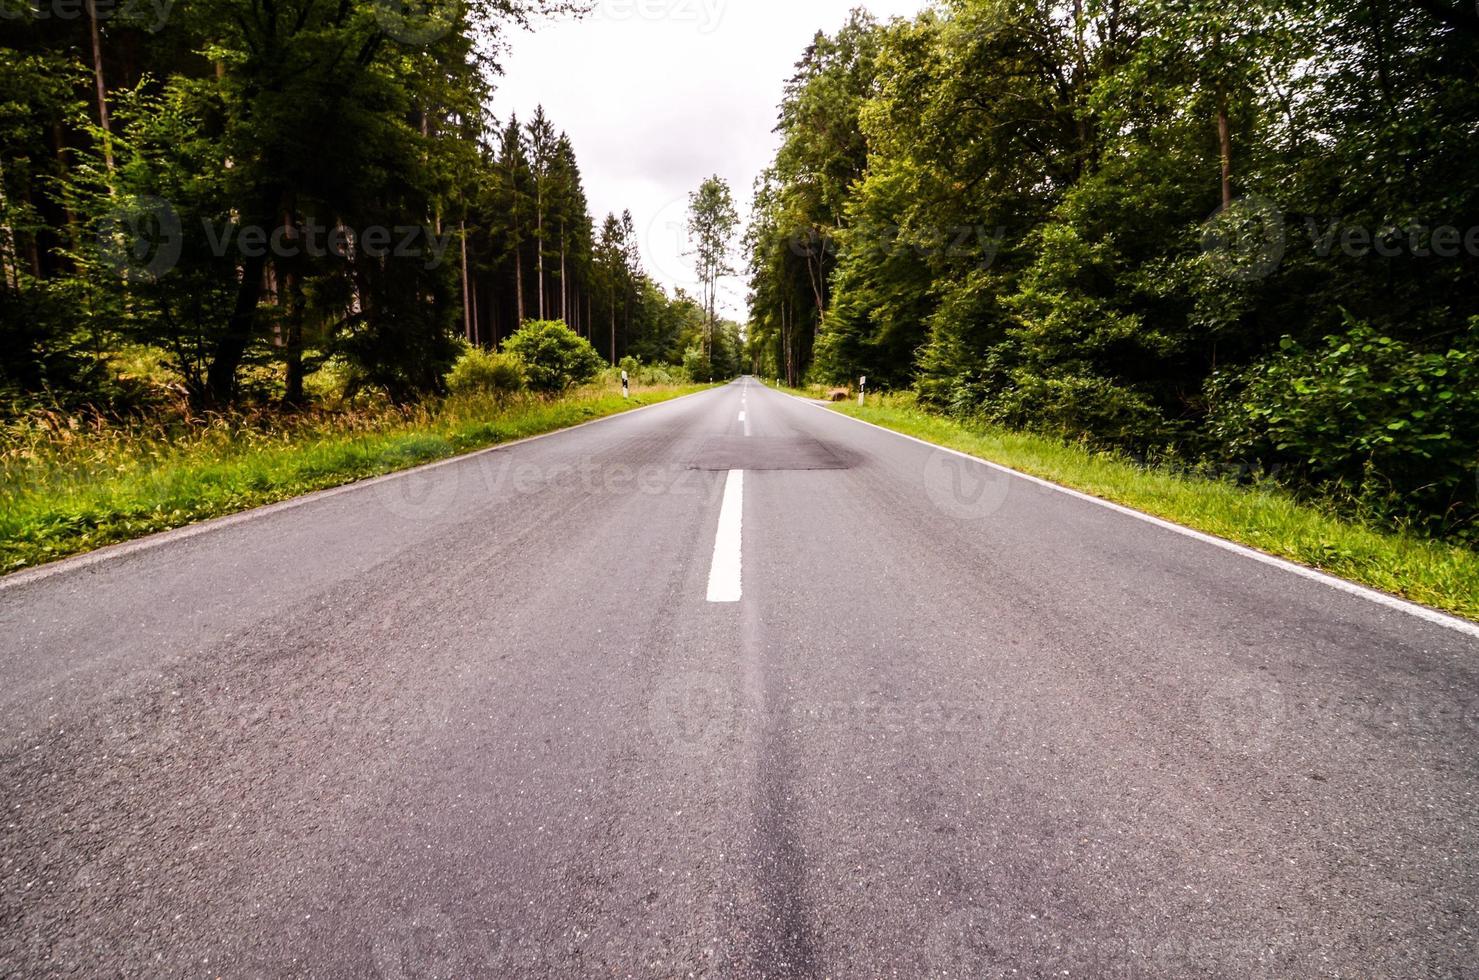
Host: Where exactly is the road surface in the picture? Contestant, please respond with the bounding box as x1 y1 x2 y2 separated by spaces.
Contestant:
2 379 1477 977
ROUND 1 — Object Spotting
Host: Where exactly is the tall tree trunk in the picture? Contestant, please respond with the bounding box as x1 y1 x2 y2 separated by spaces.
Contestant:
1217 101 1233 209
85 0 116 180
50 121 81 264
281 207 305 406
208 250 268 404
515 246 525 325
535 185 545 320
492 288 501 347
460 219 472 341
782 298 795 388
559 218 568 324
1072 0 1090 168
470 271 480 347
610 285 617 366
805 238 826 322
0 156 16 290
17 181 42 277
283 313 304 406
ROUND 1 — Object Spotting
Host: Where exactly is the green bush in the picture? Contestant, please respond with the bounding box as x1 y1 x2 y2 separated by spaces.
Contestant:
682 346 711 383
502 320 606 395
606 356 690 388
445 347 525 398
1209 318 1479 537
947 359 1172 452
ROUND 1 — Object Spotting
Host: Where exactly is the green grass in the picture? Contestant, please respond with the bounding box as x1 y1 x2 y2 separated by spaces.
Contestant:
812 392 1479 623
0 384 712 573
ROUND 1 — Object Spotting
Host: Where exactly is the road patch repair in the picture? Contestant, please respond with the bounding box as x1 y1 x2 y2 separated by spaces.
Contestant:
689 435 850 471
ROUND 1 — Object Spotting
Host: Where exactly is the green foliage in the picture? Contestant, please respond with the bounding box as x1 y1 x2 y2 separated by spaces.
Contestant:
604 358 689 387
445 347 526 398
747 0 1479 541
748 9 884 386
1209 320 1479 537
682 346 711 382
1 0 706 415
687 175 740 363
502 320 605 394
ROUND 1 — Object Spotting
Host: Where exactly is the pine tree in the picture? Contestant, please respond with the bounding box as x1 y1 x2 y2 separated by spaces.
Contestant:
525 107 557 322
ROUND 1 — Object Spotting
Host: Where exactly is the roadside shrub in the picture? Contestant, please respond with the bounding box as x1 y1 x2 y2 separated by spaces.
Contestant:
682 346 711 383
977 370 1172 451
606 357 690 387
445 347 525 398
502 320 605 395
1208 318 1479 538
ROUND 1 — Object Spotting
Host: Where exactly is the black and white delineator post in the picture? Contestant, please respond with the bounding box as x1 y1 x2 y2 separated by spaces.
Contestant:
621 370 629 399
859 375 867 406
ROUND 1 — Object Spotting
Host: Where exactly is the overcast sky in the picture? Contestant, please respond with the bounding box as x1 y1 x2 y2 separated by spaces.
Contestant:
489 0 932 320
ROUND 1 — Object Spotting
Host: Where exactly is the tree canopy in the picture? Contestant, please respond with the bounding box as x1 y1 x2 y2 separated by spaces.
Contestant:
0 0 716 411
747 0 1479 540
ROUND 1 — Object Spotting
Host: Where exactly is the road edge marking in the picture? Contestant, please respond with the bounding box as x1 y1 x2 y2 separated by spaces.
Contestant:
778 389 1479 640
707 469 744 603
0 384 731 594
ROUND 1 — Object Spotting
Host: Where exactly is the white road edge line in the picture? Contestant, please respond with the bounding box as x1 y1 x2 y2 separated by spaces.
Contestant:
0 384 731 594
706 470 744 603
781 390 1479 641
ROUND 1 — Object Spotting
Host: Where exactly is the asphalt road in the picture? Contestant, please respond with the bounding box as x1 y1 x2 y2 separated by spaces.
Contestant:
2 379 1477 978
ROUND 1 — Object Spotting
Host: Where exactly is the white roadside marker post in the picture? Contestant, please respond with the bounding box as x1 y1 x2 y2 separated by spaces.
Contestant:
621 369 629 399
859 375 867 406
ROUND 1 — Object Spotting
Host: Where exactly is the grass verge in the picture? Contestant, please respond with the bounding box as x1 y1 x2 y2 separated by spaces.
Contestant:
817 393 1479 623
0 384 712 574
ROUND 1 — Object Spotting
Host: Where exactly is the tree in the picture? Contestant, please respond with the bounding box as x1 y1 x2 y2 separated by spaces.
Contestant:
495 117 532 329
526 107 557 322
595 213 624 364
686 176 738 362
744 0 1479 539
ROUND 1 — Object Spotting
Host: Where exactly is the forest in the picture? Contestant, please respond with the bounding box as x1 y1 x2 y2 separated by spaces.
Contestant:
0 0 743 414
747 0 1479 541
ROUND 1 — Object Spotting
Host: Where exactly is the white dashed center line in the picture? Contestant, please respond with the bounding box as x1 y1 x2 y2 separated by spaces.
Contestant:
706 470 744 603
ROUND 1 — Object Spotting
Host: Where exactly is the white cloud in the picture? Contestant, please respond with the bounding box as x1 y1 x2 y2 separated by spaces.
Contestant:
489 0 931 319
